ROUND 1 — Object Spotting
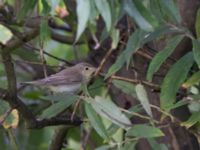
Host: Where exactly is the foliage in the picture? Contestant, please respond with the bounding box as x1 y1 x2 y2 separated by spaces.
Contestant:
0 0 200 149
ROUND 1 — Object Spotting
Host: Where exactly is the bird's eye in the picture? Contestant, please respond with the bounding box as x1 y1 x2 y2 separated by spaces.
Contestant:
85 67 89 70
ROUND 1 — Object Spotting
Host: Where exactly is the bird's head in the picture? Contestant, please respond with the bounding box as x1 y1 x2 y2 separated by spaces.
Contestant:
75 63 96 82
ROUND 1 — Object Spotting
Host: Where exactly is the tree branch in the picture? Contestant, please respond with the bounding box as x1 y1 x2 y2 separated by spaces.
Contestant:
51 30 84 45
1 49 36 126
30 117 82 129
48 126 69 150
1 28 39 53
0 87 83 128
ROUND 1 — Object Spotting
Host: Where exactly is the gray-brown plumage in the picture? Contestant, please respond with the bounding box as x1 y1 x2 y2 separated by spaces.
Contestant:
23 63 96 93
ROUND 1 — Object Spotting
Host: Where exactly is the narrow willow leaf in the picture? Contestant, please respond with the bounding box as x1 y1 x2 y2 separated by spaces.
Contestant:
89 96 132 130
112 79 136 97
195 8 200 38
159 0 181 24
123 0 153 31
75 0 90 42
181 112 200 128
84 103 109 140
148 139 168 150
20 0 37 18
40 0 51 14
94 0 111 32
160 52 194 110
192 39 200 68
166 100 189 110
39 0 51 42
105 29 147 78
135 84 153 117
126 124 164 138
182 71 200 88
121 141 137 150
147 35 183 81
143 25 184 45
188 101 200 113
150 0 164 21
95 145 112 150
40 94 78 118
0 24 13 45
133 0 159 28
40 19 51 42
111 28 120 49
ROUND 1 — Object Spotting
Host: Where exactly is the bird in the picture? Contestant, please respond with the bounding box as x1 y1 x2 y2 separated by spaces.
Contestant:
23 62 96 93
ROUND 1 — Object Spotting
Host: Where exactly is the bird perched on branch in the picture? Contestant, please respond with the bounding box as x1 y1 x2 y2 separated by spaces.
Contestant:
23 63 96 93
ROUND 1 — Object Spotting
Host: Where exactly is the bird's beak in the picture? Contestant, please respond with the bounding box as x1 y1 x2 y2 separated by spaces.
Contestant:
91 67 97 76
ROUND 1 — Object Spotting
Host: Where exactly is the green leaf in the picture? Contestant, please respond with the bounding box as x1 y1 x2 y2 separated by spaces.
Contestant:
166 100 189 110
40 19 51 42
147 35 183 81
148 139 168 150
20 0 37 18
95 145 112 150
149 0 164 22
135 84 153 117
133 0 159 28
105 29 147 78
112 79 136 97
0 24 13 45
192 39 200 68
188 101 200 113
94 0 112 32
195 8 200 39
159 0 181 24
75 0 91 42
40 0 51 14
121 141 137 150
126 124 164 138
111 28 120 49
181 112 200 128
143 26 184 44
123 0 153 31
40 93 78 118
160 52 194 110
84 103 109 140
183 71 200 88
88 96 132 129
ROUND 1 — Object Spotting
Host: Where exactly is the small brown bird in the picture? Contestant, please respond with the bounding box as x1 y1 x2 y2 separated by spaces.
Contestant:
24 63 96 93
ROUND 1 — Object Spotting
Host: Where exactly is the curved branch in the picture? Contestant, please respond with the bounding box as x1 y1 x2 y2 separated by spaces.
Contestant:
51 30 84 45
2 28 39 53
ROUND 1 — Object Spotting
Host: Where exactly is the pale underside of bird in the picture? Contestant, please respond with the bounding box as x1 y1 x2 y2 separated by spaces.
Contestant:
23 63 96 93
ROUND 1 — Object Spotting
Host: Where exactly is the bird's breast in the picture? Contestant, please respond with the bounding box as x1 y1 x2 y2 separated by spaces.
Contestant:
49 83 81 93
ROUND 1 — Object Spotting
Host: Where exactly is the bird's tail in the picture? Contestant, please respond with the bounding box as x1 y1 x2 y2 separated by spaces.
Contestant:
20 80 42 85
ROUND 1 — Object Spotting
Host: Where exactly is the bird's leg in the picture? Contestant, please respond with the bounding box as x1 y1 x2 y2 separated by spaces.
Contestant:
70 98 81 121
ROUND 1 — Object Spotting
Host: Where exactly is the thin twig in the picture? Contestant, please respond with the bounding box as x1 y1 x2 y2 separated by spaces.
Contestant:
111 75 160 90
13 59 59 68
136 50 153 60
48 126 69 150
39 43 47 77
71 98 81 121
0 108 12 125
149 104 179 123
24 44 73 65
120 108 159 124
95 48 113 76
82 128 92 150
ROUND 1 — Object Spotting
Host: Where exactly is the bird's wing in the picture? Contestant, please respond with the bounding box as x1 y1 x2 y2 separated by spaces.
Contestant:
24 69 83 86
